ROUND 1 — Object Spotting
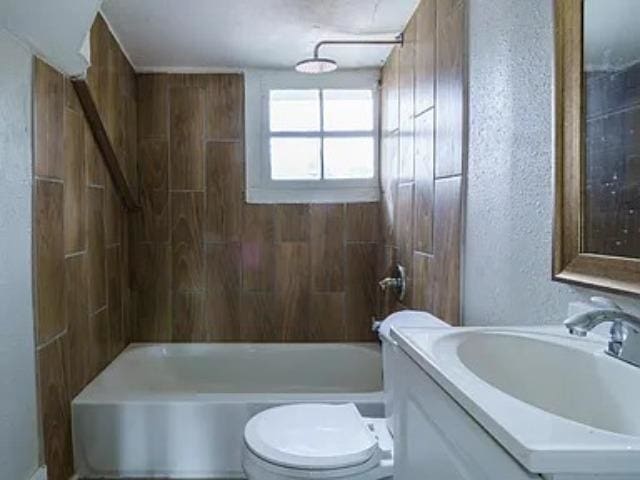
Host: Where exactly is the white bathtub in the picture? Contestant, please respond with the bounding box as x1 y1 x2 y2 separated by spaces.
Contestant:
72 343 383 479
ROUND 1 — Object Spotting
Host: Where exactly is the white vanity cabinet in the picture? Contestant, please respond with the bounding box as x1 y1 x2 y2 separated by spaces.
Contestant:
393 348 541 480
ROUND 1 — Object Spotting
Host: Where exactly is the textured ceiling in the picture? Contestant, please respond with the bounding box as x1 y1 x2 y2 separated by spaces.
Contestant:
101 0 419 71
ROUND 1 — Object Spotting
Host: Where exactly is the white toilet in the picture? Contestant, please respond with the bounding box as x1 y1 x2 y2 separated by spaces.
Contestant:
241 311 449 480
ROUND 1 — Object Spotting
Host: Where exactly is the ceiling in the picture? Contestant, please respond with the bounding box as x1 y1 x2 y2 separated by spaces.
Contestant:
101 0 420 72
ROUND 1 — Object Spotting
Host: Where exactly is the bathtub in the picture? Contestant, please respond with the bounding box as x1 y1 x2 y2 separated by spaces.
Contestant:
72 343 383 479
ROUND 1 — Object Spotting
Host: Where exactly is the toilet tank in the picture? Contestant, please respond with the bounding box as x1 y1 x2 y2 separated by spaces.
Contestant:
378 310 450 436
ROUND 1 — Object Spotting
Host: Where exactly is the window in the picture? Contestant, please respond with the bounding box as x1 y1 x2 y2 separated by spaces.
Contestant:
268 89 375 181
245 70 380 204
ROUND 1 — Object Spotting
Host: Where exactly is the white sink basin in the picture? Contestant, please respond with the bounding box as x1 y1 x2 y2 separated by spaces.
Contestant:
456 331 640 436
392 326 640 475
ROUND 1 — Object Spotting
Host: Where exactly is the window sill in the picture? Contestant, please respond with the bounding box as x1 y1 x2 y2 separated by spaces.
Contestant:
246 186 380 204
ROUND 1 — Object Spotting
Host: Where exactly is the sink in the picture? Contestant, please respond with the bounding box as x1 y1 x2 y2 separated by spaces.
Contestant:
391 325 640 475
455 331 640 436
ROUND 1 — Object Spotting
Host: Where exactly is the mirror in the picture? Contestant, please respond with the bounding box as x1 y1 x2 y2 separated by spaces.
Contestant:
554 0 640 294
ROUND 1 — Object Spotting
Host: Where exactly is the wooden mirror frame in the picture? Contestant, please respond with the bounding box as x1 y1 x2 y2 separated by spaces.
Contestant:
553 0 640 295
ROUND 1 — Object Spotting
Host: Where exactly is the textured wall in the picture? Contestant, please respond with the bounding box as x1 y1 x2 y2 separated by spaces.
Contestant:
132 73 381 343
0 28 40 480
463 0 640 327
32 15 136 479
379 0 465 326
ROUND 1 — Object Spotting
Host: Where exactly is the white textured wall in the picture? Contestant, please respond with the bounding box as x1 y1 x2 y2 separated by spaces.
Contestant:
463 0 640 327
0 29 40 480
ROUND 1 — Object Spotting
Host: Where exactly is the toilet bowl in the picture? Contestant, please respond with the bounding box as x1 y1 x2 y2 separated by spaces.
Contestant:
241 311 450 480
242 403 393 480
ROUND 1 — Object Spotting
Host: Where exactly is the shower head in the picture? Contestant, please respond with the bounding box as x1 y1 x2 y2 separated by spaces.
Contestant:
295 57 338 74
295 34 404 74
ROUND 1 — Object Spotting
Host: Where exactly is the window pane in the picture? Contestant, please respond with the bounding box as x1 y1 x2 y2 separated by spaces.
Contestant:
271 137 321 180
270 90 320 132
324 137 374 179
323 89 374 132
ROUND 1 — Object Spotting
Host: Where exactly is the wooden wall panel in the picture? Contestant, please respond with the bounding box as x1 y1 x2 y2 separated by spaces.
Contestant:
171 192 204 291
35 179 65 344
63 106 86 254
170 87 205 190
34 20 135 477
399 18 417 183
133 73 381 342
205 141 243 242
34 59 64 179
205 75 244 140
435 0 465 178
413 110 435 254
415 0 437 114
311 204 346 292
380 0 465 326
37 337 73 480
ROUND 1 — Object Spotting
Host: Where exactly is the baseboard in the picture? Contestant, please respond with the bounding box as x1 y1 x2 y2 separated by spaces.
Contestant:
29 466 47 480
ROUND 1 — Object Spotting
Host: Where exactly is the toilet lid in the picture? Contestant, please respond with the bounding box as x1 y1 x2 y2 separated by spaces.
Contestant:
244 403 378 470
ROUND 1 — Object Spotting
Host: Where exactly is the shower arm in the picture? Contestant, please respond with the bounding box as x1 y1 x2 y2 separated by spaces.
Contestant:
312 34 404 59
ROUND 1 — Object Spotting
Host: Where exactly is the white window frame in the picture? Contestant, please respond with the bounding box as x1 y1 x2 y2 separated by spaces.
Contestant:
245 69 381 204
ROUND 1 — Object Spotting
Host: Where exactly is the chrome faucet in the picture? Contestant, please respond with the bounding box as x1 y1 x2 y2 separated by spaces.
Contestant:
564 297 640 368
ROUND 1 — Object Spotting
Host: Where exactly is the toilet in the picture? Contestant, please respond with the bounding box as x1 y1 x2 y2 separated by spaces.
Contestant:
241 311 450 480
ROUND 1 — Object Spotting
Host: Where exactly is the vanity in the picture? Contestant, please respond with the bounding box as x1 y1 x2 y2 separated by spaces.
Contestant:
390 326 640 480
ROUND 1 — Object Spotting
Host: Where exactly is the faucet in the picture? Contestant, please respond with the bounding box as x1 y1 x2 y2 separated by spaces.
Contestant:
564 297 640 368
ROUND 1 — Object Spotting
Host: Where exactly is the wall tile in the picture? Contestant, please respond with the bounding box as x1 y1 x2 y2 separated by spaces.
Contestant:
87 186 106 313
382 48 400 134
138 74 168 140
65 254 89 398
205 141 243 242
413 110 435 254
399 18 417 182
85 121 105 187
34 58 64 179
242 205 274 291
105 182 122 246
346 203 380 242
134 188 170 244
36 180 65 344
171 192 204 291
275 243 311 341
63 108 86 254
395 183 414 271
170 86 205 190
275 204 310 242
436 0 465 178
310 204 345 292
107 246 124 356
38 337 73 480
131 244 172 342
239 292 278 342
412 251 433 311
309 293 346 341
415 0 436 114
172 291 206 342
431 176 462 325
205 74 244 140
64 78 82 113
346 243 378 341
206 243 241 340
139 139 169 191
89 307 110 376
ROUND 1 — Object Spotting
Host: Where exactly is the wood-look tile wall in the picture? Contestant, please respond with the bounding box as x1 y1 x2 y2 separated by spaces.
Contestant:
380 0 465 325
132 74 381 342
33 15 136 478
86 14 138 197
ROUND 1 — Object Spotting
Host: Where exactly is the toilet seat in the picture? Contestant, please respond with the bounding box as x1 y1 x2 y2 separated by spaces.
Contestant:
244 404 378 469
243 404 393 480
